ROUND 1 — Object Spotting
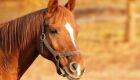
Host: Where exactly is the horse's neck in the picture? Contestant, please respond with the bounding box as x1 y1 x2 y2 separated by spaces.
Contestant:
0 9 46 79
0 16 42 80
0 43 39 80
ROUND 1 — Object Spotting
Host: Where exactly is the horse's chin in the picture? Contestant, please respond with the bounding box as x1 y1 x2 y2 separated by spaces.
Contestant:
67 76 80 80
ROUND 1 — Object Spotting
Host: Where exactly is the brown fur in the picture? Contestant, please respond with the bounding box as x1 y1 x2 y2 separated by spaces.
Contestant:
0 0 85 80
0 8 46 80
0 9 45 53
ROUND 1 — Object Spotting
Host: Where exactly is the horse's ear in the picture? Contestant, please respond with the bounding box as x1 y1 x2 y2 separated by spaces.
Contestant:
65 0 76 11
48 0 58 13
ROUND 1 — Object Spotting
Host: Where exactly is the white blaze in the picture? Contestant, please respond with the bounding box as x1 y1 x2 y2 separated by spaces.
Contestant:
65 22 76 47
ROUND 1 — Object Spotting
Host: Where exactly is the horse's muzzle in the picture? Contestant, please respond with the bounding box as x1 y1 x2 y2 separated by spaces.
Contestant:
58 61 85 80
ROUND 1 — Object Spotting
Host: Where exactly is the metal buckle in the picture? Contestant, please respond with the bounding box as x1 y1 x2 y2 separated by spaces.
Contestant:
40 33 46 40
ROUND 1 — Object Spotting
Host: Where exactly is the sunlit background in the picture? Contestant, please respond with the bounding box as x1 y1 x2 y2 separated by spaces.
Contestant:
1 0 140 80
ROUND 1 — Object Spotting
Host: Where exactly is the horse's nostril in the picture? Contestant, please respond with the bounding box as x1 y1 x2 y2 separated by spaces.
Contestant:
70 62 79 73
72 63 78 70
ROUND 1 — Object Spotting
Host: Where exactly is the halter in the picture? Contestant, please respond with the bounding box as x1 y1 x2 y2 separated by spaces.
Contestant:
40 15 80 76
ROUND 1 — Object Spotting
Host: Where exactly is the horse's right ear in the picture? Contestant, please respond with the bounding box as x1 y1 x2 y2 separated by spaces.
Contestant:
47 0 58 13
65 0 76 11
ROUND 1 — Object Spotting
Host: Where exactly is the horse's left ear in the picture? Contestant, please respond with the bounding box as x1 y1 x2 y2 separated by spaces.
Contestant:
48 0 58 13
65 0 76 11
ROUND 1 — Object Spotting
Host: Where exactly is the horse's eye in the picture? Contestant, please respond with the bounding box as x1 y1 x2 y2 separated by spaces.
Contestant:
49 28 58 34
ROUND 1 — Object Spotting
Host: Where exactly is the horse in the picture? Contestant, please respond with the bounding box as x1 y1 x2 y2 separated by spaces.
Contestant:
0 0 85 80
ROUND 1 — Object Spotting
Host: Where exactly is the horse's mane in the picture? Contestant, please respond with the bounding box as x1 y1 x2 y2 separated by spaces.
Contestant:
0 6 74 54
0 8 46 53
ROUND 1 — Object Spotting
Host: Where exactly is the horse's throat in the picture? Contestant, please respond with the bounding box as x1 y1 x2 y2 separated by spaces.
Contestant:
18 45 39 78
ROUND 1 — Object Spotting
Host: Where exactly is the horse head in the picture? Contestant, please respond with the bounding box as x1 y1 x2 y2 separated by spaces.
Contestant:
38 0 85 80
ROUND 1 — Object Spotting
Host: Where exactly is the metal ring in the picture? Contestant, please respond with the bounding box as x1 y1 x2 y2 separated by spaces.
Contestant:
40 33 46 40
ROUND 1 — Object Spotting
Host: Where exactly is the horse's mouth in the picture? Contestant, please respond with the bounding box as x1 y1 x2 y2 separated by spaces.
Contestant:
60 67 85 80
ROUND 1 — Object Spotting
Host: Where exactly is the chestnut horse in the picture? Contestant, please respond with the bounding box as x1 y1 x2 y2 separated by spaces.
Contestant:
0 0 85 80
